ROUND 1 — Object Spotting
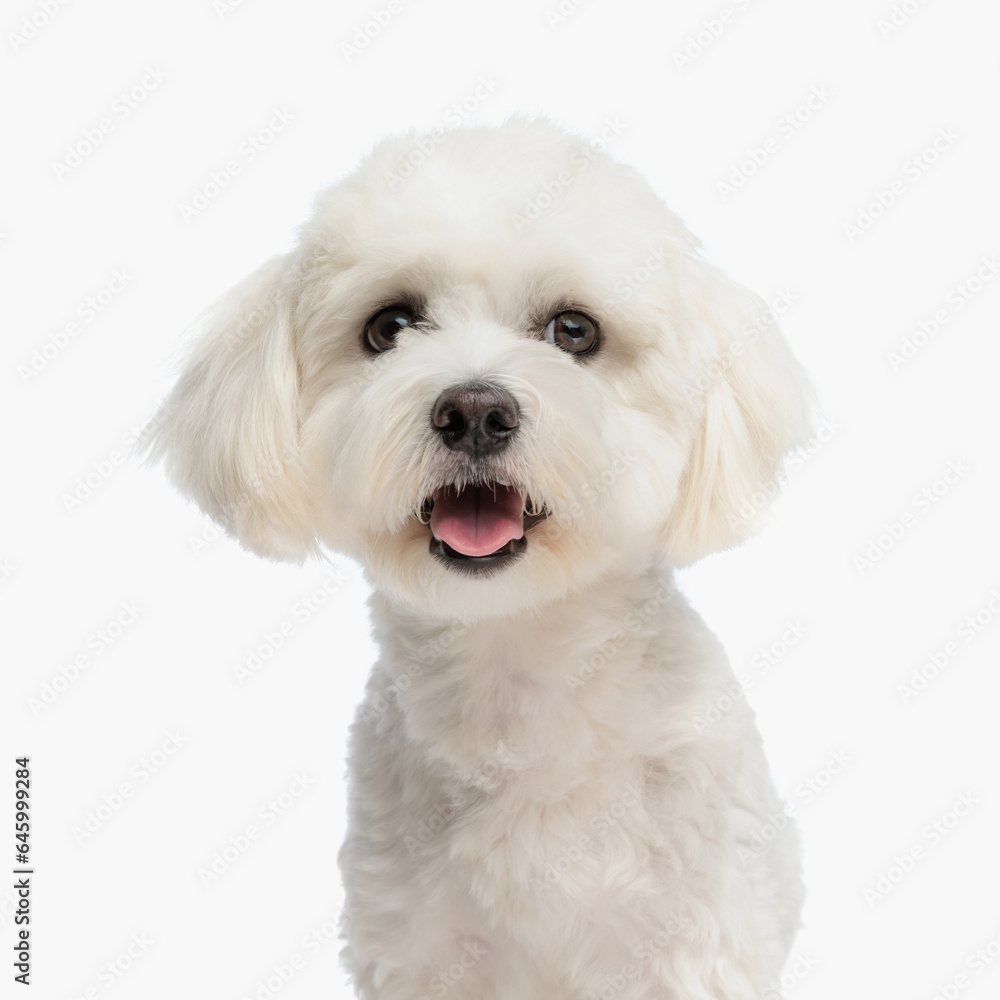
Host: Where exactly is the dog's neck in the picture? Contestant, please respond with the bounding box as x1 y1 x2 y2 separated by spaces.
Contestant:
365 557 710 792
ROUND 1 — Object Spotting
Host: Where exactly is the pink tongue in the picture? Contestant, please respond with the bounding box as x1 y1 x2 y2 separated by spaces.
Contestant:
430 484 524 557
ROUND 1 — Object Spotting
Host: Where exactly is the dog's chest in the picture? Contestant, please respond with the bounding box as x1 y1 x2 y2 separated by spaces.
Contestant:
392 627 676 901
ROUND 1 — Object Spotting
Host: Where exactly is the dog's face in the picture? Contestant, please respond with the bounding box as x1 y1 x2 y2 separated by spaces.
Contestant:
148 119 811 620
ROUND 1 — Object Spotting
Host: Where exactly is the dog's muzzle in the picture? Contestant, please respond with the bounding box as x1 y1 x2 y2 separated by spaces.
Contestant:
422 382 547 576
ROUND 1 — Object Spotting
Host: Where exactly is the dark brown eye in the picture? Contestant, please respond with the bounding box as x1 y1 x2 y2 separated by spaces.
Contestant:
544 311 598 355
364 306 417 352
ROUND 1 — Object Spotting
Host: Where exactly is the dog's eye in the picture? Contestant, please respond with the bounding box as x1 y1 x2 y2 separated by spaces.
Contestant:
544 311 598 355
364 306 416 353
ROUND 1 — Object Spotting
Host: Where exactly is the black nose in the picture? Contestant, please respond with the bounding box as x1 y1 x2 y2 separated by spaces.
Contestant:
431 382 519 457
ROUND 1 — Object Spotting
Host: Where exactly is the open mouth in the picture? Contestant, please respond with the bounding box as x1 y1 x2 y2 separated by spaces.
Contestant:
421 482 548 576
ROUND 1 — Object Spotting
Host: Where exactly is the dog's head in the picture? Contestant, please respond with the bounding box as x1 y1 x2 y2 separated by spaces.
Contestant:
146 118 812 619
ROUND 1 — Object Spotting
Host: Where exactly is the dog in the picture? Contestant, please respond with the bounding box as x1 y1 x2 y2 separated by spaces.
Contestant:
146 118 811 999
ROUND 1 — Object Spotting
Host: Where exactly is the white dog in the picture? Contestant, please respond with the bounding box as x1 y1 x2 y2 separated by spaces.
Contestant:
147 118 811 999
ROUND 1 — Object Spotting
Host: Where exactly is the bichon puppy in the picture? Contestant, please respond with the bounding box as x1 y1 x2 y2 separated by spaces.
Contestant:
147 118 810 999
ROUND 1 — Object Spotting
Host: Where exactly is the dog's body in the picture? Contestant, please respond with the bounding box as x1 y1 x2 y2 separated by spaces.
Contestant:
342 568 803 999
147 119 809 998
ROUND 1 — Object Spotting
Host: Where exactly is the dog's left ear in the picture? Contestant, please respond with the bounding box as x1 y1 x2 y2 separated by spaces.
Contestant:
663 259 814 565
141 254 319 560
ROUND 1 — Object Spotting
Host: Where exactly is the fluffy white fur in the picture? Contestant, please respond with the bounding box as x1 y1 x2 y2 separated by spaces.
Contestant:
147 118 812 999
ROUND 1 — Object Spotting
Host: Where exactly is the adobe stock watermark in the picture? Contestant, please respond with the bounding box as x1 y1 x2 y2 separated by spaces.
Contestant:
51 66 168 180
237 909 344 1000
185 469 295 555
8 0 72 54
886 254 999 371
672 0 754 72
359 614 480 730
853 459 970 574
70 933 153 999
716 85 834 202
416 936 489 1000
404 800 458 858
341 0 405 63
877 0 934 39
588 910 694 997
232 563 353 683
383 75 501 190
27 601 144 717
843 126 959 244
738 749 852 864
725 416 842 531
693 619 810 735
185 442 310 557
414 615 475 666
0 558 16 588
763 951 819 1000
564 584 674 694
864 790 979 907
72 731 188 845
213 0 249 19
187 513 232 555
219 257 310 351
544 0 589 28
359 613 496 728
358 661 429 728
511 117 627 232
17 269 135 385
930 925 1000 1000
178 107 295 223
198 772 316 886
684 287 798 401
360 667 422 726
545 445 643 539
599 245 668 315
61 405 174 513
896 587 1000 706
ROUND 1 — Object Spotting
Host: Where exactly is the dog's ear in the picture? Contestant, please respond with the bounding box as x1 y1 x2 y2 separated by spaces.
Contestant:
142 254 318 560
663 260 814 564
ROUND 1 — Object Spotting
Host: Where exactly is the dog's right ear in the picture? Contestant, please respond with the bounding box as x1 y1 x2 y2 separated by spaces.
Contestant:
141 254 319 560
661 259 815 565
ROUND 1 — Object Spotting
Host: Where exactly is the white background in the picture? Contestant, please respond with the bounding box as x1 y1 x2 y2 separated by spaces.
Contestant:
2 0 999 997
